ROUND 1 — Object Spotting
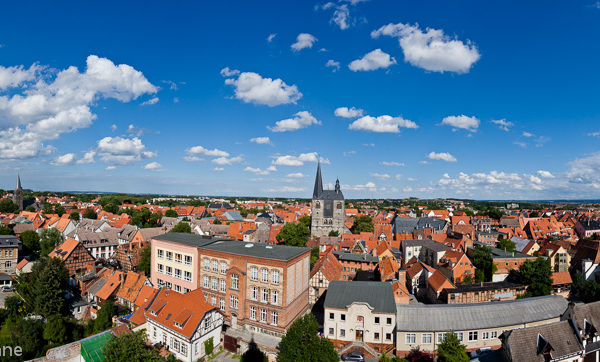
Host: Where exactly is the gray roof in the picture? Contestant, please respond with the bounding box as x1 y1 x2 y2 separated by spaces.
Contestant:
402 239 450 252
393 218 419 234
153 233 310 261
223 211 244 221
332 251 379 263
325 281 396 314
396 295 568 332
315 189 344 201
0 235 20 247
416 217 447 230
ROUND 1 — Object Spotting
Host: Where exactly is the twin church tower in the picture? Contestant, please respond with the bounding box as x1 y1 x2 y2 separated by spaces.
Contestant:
310 161 345 237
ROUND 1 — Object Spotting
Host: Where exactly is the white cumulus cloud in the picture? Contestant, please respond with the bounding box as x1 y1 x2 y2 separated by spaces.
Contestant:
491 119 514 131
334 107 364 118
326 60 341 72
245 166 270 175
77 150 96 164
291 33 318 52
287 172 305 178
371 173 390 180
212 156 243 165
441 115 480 132
349 115 418 133
51 153 76 166
141 97 159 106
186 146 229 157
349 49 397 71
268 111 321 132
143 162 163 171
224 72 302 107
220 67 240 77
381 161 404 166
272 152 328 166
97 136 156 165
249 137 271 145
427 151 457 162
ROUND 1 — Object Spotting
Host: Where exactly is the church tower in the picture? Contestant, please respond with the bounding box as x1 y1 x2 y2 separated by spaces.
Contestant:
311 161 345 237
13 175 23 210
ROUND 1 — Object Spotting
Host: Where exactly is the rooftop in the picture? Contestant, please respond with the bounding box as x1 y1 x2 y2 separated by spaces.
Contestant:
325 281 396 314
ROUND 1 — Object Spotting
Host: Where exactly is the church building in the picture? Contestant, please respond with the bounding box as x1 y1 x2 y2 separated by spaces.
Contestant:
13 175 23 211
311 162 346 237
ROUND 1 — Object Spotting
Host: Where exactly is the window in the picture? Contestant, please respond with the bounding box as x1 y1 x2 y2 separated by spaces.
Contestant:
175 253 182 263
211 278 217 290
271 291 279 305
262 269 269 282
262 288 269 302
211 296 216 305
157 264 164 273
457 332 464 342
329 328 334 336
204 316 211 329
249 306 257 320
184 288 190 293
340 329 346 337
406 334 416 344
181 344 187 357
437 333 447 344
166 266 173 277
491 331 498 339
272 270 280 284
482 332 489 340
166 251 173 261
220 261 227 274
203 276 209 288
251 286 258 300
386 317 392 325
175 269 182 279
230 296 238 309
271 311 278 326
166 281 172 289
329 313 334 320
231 274 239 290
157 249 164 259
374 332 380 340
185 255 192 265
174 285 181 292
468 331 478 342
157 279 164 287
212 260 218 272
251 267 258 280
172 339 179 352
340 314 346 321
374 317 380 324
204 258 210 270
220 279 226 292
260 309 267 323
422 333 432 344
385 333 392 341
184 271 192 282
219 298 225 310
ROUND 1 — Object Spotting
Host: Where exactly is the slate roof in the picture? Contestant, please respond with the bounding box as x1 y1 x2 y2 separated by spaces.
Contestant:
0 235 20 248
402 239 450 252
325 281 396 314
396 295 568 332
332 251 379 263
569 300 600 336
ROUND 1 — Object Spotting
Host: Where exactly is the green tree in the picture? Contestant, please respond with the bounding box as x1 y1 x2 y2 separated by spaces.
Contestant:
496 239 516 253
529 211 540 218
169 222 192 233
571 272 600 302
328 230 339 237
0 198 19 213
39 228 65 256
70 211 80 221
277 313 338 362
10 318 45 360
214 218 222 225
5 295 25 317
487 208 504 220
0 225 14 235
25 205 36 212
165 209 178 218
436 332 469 362
276 222 310 247
299 215 311 229
472 245 497 282
352 215 374 234
102 330 163 362
204 336 214 356
104 203 119 214
379 353 409 362
461 274 473 284
55 205 66 216
137 244 151 277
43 314 68 344
242 340 267 362
32 257 69 317
83 208 97 219
20 230 41 256
94 300 116 333
310 247 319 267
513 258 553 297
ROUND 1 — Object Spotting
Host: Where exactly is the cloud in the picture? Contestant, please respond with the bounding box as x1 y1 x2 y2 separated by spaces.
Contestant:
143 162 164 171
437 171 548 193
395 174 402 180
491 119 514 131
522 131 534 137
272 152 328 166
407 177 417 181
345 181 377 191
214 167 225 172
441 115 480 132
334 107 363 118
344 150 356 157
111 124 117 132
161 80 181 90
245 166 270 175
291 33 318 52
0 55 157 160
224 72 302 107
326 60 341 72
183 156 204 162
371 23 480 73
536 170 555 179
267 166 277 172
371 173 390 180
363 143 375 147
267 33 277 42
51 153 76 166
249 136 271 145
427 151 457 162
105 166 116 170
265 186 306 193
212 156 243 165
269 111 321 132
220 67 240 77
287 172 305 178
381 161 404 166
331 4 352 30
97 136 156 165
349 49 397 71
186 146 229 157
77 150 96 164
514 141 527 148
588 132 600 138
141 97 159 106
349 115 418 133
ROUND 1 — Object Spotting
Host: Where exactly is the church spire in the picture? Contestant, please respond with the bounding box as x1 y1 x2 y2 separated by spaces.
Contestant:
16 174 22 190
335 177 340 193
313 159 323 199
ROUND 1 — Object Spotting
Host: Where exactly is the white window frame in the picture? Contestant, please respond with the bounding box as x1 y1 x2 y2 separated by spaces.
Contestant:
406 333 416 344
185 255 192 265
261 269 268 282
250 306 256 320
212 259 218 272
468 331 478 342
271 290 279 305
220 261 227 274
422 333 432 344
231 274 239 290
272 270 279 284
271 311 278 326
251 267 258 280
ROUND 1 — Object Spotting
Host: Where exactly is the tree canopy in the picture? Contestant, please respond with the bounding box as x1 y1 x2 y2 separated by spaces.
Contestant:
436 332 469 362
102 330 162 362
169 222 192 233
70 211 80 221
165 209 177 218
496 239 516 253
571 272 600 302
137 244 151 277
0 198 19 213
352 215 374 234
24 257 69 317
472 245 497 283
276 222 310 247
39 228 65 256
511 258 553 297
277 313 338 362
20 230 41 257
83 208 98 220
0 225 14 235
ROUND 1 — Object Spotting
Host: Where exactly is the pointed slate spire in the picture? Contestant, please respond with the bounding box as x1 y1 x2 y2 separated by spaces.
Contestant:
335 177 340 193
16 174 22 190
313 160 323 199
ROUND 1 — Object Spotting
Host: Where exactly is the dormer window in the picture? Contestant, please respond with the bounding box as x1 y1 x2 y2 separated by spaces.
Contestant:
174 322 183 329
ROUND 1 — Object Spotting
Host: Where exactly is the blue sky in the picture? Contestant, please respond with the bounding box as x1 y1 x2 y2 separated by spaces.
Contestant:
1 0 600 199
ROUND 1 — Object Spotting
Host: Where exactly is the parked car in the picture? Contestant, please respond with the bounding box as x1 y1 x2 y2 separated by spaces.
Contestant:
470 347 493 360
1 286 13 292
341 352 365 362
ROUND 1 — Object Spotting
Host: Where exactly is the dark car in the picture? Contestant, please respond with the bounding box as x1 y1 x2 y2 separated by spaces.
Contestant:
341 352 365 362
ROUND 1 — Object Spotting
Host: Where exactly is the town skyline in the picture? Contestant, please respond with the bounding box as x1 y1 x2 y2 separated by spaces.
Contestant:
2 1 600 199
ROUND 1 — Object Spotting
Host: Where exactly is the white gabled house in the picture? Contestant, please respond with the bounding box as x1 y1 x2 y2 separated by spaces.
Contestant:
145 288 224 361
